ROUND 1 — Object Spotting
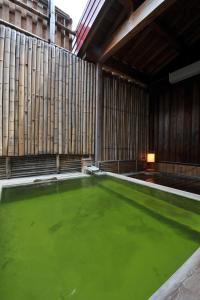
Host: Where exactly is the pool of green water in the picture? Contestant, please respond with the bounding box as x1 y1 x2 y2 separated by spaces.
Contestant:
0 175 200 300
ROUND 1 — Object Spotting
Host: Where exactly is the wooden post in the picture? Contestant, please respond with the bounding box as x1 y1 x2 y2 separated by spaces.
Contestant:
56 154 60 173
95 64 102 165
6 157 11 179
48 0 55 44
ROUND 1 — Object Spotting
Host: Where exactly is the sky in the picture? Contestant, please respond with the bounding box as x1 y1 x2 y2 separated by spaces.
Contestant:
55 0 88 30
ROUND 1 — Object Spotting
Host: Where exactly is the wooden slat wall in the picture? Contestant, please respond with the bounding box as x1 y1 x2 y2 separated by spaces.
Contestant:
0 155 83 179
0 157 6 178
101 72 149 162
59 156 82 173
0 0 72 50
99 160 146 174
0 25 96 157
155 162 200 177
150 76 200 165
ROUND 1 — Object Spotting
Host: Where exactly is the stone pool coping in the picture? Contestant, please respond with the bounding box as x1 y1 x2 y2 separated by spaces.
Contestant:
0 172 89 200
149 247 200 300
0 171 200 299
104 172 200 201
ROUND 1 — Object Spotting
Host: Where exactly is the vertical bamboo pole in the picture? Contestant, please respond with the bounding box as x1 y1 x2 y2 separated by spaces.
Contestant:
68 52 72 154
8 29 16 156
77 58 80 155
83 61 87 155
31 38 37 155
27 36 32 155
43 42 48 153
19 33 26 156
54 47 59 153
39 41 44 154
65 51 69 154
86 62 90 155
62 51 66 154
88 63 92 155
50 45 55 153
80 59 85 155
0 25 5 156
71 55 76 154
47 44 52 153
3 27 11 156
35 39 41 155
58 49 63 154
24 36 28 155
14 31 20 156
75 57 79 154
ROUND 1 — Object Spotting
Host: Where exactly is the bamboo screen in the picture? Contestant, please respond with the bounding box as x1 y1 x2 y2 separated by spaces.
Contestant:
101 72 149 161
0 25 96 157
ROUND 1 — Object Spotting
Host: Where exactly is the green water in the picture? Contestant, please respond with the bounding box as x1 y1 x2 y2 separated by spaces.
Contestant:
0 176 200 300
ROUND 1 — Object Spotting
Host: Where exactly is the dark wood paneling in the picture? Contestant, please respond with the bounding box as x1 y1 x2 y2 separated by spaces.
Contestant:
156 162 200 177
99 160 146 174
0 155 83 179
150 75 200 165
101 72 149 161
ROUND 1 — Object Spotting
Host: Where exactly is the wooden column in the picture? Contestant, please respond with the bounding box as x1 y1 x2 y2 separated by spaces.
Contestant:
95 64 103 165
56 154 60 173
48 0 55 44
6 157 11 179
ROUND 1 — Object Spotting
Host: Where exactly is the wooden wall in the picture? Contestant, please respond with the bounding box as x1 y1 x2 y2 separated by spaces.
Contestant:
0 25 96 157
0 0 72 50
101 72 149 162
149 75 200 167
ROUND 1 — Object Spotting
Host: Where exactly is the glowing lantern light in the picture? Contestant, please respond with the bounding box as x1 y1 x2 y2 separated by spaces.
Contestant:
147 153 155 163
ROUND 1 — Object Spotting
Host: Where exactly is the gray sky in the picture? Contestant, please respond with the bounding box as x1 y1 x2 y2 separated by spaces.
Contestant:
55 0 88 30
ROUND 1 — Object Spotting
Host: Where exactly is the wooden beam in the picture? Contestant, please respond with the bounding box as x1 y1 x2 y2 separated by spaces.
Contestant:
151 21 186 53
99 0 176 63
119 0 133 15
106 57 149 84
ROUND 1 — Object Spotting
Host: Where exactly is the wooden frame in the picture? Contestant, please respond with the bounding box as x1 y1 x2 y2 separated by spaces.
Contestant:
99 0 177 62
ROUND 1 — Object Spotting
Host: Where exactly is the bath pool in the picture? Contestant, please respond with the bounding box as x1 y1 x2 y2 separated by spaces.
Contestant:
0 175 200 300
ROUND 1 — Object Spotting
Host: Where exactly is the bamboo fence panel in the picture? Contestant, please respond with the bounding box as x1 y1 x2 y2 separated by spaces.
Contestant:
0 25 97 157
101 72 149 162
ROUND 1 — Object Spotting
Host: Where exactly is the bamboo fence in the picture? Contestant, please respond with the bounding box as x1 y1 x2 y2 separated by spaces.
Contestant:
0 25 96 156
0 25 148 164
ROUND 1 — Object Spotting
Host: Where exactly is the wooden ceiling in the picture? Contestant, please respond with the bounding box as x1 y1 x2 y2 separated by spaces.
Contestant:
77 0 200 84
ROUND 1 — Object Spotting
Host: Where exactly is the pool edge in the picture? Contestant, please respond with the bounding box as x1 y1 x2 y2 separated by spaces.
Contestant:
103 172 200 300
148 247 200 300
104 172 200 201
0 172 89 201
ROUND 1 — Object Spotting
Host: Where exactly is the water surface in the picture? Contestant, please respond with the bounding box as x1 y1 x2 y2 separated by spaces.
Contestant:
0 176 199 300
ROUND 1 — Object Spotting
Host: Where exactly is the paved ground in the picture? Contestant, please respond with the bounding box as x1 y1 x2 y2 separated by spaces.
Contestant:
149 248 200 300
